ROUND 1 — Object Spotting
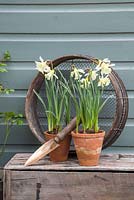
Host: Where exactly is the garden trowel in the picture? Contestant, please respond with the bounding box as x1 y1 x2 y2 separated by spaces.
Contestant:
25 117 76 166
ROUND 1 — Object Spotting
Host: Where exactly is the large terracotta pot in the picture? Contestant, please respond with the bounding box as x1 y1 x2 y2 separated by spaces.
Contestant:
71 130 105 166
44 132 71 162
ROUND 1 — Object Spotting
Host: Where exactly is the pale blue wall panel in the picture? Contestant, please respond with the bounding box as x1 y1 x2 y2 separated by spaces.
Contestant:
0 120 133 146
0 92 133 117
0 5 134 33
0 65 133 90
1 39 134 61
0 1 133 164
0 0 134 4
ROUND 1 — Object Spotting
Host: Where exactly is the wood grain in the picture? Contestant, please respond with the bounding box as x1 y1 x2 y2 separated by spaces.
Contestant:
5 171 134 200
4 153 134 171
4 153 134 200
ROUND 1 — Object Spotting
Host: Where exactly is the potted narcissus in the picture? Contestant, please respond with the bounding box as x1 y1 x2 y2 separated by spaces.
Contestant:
70 58 114 166
34 57 71 162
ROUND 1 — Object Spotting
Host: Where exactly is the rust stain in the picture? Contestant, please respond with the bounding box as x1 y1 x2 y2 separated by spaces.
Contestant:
76 147 101 155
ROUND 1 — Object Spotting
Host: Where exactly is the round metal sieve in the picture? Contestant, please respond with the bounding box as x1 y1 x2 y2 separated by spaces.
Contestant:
25 55 128 149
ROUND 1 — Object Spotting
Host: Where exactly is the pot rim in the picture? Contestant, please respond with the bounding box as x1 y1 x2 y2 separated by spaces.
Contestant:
71 130 105 138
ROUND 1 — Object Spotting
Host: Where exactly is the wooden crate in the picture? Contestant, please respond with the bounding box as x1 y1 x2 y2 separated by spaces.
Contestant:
3 153 134 200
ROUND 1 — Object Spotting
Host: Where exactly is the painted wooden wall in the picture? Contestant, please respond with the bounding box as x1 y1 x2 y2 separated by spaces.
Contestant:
0 0 134 165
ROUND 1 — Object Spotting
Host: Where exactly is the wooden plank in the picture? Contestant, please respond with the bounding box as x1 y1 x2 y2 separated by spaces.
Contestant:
4 170 134 200
4 153 134 200
1 146 134 167
1 39 134 61
3 170 11 200
4 153 134 171
0 4 134 34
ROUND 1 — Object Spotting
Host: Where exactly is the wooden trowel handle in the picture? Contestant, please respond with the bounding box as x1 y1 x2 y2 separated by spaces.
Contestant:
54 117 76 143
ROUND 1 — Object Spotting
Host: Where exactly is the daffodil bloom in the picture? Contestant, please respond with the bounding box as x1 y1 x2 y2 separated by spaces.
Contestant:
70 58 113 133
103 58 111 64
45 69 58 80
80 77 90 88
96 58 114 75
103 58 115 67
100 62 112 75
71 67 84 80
98 76 110 88
91 70 97 81
43 65 51 73
35 56 51 74
84 69 97 82
96 61 111 75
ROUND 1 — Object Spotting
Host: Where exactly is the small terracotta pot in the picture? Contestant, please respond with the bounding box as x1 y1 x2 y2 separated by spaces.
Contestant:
44 132 71 162
71 130 105 166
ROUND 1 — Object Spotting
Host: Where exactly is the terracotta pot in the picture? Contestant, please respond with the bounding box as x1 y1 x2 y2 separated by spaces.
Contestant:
44 132 71 162
71 130 105 166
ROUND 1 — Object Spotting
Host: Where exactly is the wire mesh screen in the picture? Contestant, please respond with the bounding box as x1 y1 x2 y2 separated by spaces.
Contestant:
36 58 117 142
25 55 128 148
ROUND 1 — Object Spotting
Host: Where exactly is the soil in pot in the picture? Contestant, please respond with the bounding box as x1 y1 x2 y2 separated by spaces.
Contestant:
45 132 71 162
71 130 105 166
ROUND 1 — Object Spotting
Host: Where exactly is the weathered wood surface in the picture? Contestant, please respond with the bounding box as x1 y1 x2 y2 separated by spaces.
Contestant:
4 153 134 171
0 169 3 200
4 154 134 200
4 171 134 200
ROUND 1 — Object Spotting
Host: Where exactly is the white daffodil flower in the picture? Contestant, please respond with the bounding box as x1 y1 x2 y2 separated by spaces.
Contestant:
71 67 84 80
100 62 112 75
103 58 111 64
103 58 115 67
39 56 44 62
80 77 90 88
35 61 45 74
105 77 111 86
98 76 110 88
91 70 97 81
43 65 51 73
45 69 58 80
95 60 102 71
96 59 112 75
35 57 51 74
84 69 97 82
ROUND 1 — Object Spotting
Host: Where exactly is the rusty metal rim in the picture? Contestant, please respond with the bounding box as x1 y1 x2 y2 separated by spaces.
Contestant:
103 70 128 148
